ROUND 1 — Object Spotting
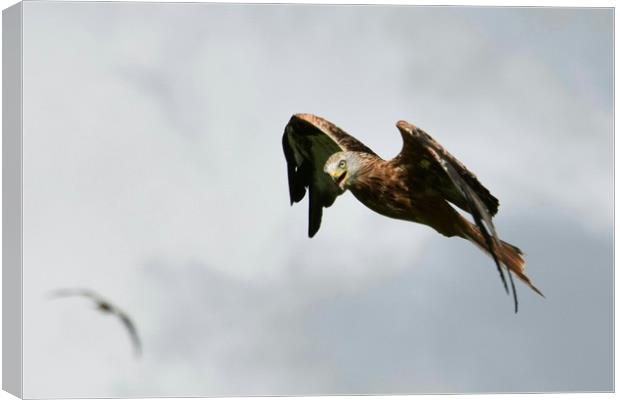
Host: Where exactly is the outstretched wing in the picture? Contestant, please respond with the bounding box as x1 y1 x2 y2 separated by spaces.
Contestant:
394 120 498 218
282 113 376 237
49 288 102 302
116 312 142 357
394 121 512 298
394 121 499 216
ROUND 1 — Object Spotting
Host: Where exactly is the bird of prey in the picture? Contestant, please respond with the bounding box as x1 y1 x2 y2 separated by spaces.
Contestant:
282 113 543 312
49 288 142 357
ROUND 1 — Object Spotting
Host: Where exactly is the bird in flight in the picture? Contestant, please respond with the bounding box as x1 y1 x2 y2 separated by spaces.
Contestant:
282 113 543 312
49 288 142 357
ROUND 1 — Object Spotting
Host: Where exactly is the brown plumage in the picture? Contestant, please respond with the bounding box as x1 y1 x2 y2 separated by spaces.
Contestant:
282 113 543 312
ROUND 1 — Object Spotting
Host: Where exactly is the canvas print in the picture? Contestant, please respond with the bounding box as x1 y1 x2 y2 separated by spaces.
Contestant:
13 2 612 398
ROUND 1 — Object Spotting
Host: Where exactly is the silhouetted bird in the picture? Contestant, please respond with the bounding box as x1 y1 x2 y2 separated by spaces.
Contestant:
49 288 142 357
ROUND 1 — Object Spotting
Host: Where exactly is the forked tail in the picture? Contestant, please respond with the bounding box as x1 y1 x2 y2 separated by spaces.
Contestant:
494 239 544 298
462 220 544 310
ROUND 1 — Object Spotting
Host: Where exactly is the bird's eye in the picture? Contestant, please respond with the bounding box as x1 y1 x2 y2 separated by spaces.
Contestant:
338 160 347 169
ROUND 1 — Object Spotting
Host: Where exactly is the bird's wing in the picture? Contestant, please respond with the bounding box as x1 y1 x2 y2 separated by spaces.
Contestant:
394 121 511 296
49 288 101 301
50 288 142 357
395 121 499 216
117 312 142 358
283 113 376 237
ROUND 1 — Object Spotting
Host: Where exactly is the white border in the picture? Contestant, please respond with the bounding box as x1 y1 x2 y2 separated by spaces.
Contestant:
0 1 614 400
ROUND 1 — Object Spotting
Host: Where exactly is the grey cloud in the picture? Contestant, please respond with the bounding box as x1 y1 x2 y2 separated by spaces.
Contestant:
113 210 612 396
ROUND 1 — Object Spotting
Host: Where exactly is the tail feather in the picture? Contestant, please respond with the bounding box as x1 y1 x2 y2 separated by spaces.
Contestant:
498 240 545 298
463 220 544 310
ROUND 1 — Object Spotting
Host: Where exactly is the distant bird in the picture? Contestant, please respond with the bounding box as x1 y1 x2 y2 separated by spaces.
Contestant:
282 113 543 312
49 288 142 357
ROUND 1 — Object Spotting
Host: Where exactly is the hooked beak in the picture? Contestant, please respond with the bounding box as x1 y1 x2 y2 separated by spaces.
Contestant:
330 170 348 190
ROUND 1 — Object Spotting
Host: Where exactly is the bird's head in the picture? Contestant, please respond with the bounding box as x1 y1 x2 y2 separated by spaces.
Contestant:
324 151 362 191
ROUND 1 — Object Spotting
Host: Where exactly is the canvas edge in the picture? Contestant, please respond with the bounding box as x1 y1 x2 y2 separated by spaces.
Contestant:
2 1 23 398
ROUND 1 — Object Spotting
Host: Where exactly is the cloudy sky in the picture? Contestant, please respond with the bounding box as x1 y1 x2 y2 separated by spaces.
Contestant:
20 3 612 398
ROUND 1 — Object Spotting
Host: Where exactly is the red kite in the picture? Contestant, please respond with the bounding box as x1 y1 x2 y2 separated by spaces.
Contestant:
282 113 543 312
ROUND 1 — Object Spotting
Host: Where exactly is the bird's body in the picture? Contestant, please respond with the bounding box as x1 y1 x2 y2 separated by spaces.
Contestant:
283 113 543 312
335 152 476 239
346 155 414 221
96 301 113 313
